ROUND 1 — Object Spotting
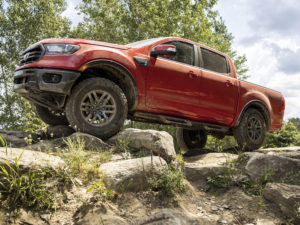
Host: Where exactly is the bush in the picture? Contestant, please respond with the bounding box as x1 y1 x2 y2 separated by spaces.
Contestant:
147 155 185 196
263 122 299 148
0 153 55 212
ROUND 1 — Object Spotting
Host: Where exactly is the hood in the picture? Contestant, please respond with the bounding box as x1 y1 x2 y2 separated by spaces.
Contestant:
36 38 131 50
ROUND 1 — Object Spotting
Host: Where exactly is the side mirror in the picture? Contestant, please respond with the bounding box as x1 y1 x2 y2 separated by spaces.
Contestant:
150 44 176 57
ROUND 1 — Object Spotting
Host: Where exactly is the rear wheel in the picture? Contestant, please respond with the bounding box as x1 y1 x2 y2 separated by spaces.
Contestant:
65 77 128 139
233 108 266 151
35 105 68 126
176 128 207 151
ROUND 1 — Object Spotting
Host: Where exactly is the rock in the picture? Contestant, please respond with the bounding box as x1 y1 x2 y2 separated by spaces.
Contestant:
184 153 238 183
256 219 275 225
67 132 108 150
7 209 47 225
109 128 176 161
0 130 31 147
0 147 65 170
34 125 75 139
76 214 128 225
257 146 300 153
263 183 300 219
25 139 64 152
99 156 167 192
131 208 199 225
256 147 300 160
74 203 129 225
245 153 300 182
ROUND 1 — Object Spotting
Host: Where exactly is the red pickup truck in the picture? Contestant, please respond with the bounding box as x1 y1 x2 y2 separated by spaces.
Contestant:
14 37 285 151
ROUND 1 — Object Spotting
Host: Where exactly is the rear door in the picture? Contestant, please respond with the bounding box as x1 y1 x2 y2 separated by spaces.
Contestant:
196 47 239 125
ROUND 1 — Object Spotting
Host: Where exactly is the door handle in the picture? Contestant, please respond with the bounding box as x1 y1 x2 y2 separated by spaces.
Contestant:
226 80 233 87
188 71 198 78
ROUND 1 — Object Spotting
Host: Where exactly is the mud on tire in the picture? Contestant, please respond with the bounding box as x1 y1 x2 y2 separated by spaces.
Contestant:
65 77 128 139
176 128 207 151
35 104 69 126
233 108 267 151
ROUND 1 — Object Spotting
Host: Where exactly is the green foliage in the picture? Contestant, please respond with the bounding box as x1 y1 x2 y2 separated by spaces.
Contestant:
0 0 70 130
239 168 274 198
75 0 248 79
60 137 112 182
289 117 300 132
147 155 185 196
206 162 235 191
206 135 238 152
87 176 115 198
263 122 299 148
0 153 55 212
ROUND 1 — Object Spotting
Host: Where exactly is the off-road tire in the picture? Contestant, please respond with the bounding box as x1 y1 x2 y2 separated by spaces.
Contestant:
65 77 128 139
35 104 69 126
176 128 207 151
233 108 266 151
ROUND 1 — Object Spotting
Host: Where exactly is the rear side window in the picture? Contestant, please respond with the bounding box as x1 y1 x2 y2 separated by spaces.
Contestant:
162 41 194 66
201 48 229 74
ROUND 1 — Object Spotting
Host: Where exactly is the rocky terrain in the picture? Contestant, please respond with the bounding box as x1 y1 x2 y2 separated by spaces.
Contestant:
0 126 299 225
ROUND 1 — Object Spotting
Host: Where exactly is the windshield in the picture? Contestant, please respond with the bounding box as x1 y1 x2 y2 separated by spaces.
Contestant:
126 37 165 48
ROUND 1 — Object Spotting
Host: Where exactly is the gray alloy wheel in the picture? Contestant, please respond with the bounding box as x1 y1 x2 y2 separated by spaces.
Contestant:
66 77 128 139
80 90 117 127
233 108 266 151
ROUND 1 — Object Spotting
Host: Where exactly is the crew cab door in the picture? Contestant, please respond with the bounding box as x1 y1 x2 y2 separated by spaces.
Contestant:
196 47 239 125
146 41 203 117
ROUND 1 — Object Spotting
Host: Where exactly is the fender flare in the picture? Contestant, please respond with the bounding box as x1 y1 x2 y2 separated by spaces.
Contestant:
234 100 271 130
79 59 138 111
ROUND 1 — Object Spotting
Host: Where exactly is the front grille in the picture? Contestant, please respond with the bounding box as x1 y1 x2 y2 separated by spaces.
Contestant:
20 44 44 66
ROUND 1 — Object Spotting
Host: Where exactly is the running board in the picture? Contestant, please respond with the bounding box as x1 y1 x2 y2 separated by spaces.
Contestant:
131 112 229 133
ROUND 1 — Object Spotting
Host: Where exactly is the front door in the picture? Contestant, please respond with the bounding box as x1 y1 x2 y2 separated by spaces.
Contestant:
146 41 203 118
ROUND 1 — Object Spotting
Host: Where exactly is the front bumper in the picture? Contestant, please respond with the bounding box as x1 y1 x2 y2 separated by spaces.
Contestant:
14 68 80 109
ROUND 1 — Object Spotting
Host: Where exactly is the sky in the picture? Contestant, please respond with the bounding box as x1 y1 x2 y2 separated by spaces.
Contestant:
63 0 300 120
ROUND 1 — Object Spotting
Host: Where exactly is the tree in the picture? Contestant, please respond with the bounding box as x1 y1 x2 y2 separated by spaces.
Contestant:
289 118 300 132
74 0 248 79
0 0 70 130
263 122 299 148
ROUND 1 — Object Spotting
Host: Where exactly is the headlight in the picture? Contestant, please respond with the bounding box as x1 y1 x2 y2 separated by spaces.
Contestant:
44 44 80 55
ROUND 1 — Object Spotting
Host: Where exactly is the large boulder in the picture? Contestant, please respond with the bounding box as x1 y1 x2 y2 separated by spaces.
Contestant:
109 128 176 162
256 147 300 160
0 147 64 170
245 153 300 182
99 156 167 192
0 130 31 148
25 139 64 152
131 208 199 225
184 153 238 184
263 183 300 220
67 132 108 150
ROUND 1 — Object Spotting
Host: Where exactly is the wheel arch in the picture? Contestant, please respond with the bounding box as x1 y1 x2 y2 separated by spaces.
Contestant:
234 100 271 130
74 59 138 111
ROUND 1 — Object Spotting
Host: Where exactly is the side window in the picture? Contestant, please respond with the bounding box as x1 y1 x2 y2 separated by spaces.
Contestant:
161 41 194 66
201 48 229 74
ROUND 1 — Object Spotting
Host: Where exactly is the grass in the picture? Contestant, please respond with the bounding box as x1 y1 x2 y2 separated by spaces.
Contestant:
0 152 55 213
147 155 186 196
0 135 114 214
57 137 114 198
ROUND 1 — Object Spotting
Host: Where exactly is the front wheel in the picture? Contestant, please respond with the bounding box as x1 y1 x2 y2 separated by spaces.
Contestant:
176 128 207 151
65 77 128 139
233 108 267 151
